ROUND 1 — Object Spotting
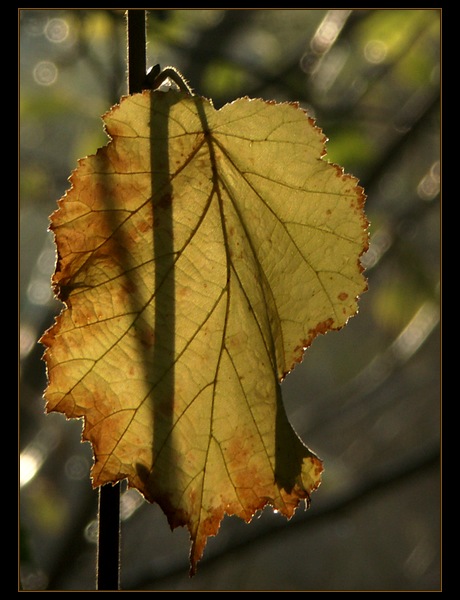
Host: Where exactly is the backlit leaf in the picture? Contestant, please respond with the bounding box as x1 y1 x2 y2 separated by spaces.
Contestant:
40 89 368 574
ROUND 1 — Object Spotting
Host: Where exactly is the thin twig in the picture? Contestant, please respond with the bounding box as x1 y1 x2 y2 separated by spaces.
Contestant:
96 484 121 590
127 9 147 94
96 9 148 591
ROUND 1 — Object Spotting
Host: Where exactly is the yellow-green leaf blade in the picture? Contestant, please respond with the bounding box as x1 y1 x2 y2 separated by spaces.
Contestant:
40 90 368 575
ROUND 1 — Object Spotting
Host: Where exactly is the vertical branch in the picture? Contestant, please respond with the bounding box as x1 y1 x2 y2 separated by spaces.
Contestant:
96 9 147 591
127 9 147 94
96 484 121 590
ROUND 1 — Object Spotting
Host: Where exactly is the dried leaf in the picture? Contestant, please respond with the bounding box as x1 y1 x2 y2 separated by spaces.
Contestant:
41 90 368 574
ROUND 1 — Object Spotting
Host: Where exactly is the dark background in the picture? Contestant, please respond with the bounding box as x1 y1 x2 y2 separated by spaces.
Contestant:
19 9 441 591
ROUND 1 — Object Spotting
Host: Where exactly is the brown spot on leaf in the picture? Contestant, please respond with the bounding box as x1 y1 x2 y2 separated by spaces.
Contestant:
309 318 334 337
137 214 153 234
314 457 323 478
289 317 336 372
338 292 349 301
139 325 155 349
200 511 223 537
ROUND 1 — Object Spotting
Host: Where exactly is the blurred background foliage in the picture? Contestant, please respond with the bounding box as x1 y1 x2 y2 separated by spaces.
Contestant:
19 9 441 591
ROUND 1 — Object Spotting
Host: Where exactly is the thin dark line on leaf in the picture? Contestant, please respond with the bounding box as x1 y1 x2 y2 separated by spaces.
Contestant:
192 98 240 534
211 132 316 146
210 430 247 514
57 183 221 416
210 101 286 132
211 136 341 322
214 166 288 365
142 381 216 474
148 289 227 470
191 304 229 536
213 156 354 199
145 287 223 412
107 95 192 139
178 468 206 508
88 135 206 181
227 258 280 377
58 135 207 289
211 132 354 205
244 170 357 200
89 280 226 474
210 104 314 136
201 201 232 524
223 343 275 469
49 101 216 478
168 135 207 177
316 269 362 294
215 173 285 376
66 262 155 300
195 98 283 517
284 221 362 245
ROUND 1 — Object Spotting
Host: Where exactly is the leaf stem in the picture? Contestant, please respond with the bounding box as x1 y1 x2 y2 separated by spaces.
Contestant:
148 66 194 95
